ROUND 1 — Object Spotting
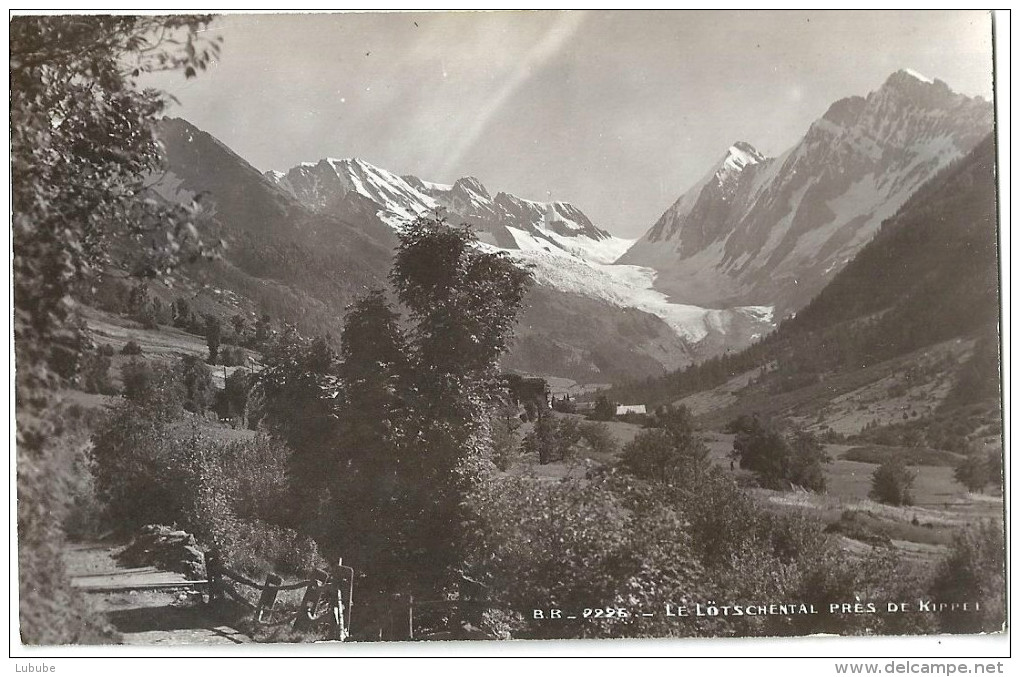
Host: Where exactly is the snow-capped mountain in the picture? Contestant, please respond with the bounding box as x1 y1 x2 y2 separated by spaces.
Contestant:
265 159 632 262
619 69 994 314
266 156 774 355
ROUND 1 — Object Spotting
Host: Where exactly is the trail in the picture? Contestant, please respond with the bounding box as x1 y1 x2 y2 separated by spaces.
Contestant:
65 542 250 645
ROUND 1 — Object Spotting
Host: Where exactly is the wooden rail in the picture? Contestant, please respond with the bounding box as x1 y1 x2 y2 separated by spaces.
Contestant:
205 550 354 640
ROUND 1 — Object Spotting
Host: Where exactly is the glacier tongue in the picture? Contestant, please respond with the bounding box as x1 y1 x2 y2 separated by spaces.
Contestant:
268 154 775 351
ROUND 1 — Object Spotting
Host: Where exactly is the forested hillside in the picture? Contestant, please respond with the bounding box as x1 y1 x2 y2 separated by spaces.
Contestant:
605 133 1000 410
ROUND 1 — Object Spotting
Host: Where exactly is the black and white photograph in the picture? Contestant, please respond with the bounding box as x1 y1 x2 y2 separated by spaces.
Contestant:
9 8 1009 663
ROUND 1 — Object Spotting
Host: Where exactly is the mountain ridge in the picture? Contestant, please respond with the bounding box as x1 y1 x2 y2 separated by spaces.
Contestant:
618 70 994 314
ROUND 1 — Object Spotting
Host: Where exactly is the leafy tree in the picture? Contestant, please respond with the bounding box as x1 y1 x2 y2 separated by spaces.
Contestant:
12 15 220 644
255 313 272 343
788 430 829 492
78 351 116 395
621 405 708 485
523 408 558 465
731 416 829 492
591 395 616 421
177 355 214 414
204 314 222 363
869 456 916 506
257 329 341 535
954 449 991 493
121 339 143 356
172 296 192 329
230 313 247 337
929 521 1005 633
330 291 408 576
578 421 618 456
388 216 532 591
121 359 185 418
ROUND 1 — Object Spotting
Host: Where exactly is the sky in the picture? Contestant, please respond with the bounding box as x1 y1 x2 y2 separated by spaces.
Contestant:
143 10 996 238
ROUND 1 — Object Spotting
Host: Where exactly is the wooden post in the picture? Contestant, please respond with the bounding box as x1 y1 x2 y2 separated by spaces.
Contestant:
293 568 329 632
255 573 282 623
204 550 221 605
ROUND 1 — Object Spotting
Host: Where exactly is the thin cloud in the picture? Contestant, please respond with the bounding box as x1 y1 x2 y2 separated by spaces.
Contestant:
437 11 588 178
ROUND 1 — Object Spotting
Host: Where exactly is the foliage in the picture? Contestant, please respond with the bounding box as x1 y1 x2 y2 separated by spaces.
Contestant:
90 406 198 530
256 329 340 535
121 339 143 356
78 350 116 395
388 216 533 590
177 355 214 413
204 313 222 363
731 415 829 492
578 421 618 456
465 470 706 639
953 447 1002 493
215 369 251 422
620 405 708 486
590 395 616 421
12 14 222 644
929 521 1005 634
121 359 185 417
869 457 916 506
490 408 522 471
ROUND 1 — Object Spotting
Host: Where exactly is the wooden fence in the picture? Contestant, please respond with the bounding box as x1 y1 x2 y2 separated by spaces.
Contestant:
204 550 355 640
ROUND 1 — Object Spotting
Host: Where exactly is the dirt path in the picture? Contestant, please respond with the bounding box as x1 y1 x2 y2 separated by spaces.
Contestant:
65 542 250 645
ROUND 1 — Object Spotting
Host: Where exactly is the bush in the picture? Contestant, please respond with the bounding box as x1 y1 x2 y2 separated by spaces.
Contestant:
522 413 583 464
490 410 522 471
731 416 829 492
90 407 197 530
176 355 214 414
218 344 246 367
929 521 1005 633
578 421 618 456
589 395 615 421
97 344 115 357
120 359 184 415
551 397 576 414
214 369 251 422
78 352 116 395
121 340 142 356
869 457 916 506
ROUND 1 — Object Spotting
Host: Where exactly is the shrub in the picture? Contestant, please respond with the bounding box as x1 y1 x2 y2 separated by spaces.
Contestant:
869 457 916 506
953 449 992 492
589 395 615 421
214 369 251 421
120 359 185 415
578 421 618 456
731 416 829 492
218 344 246 367
490 410 522 471
177 355 214 414
78 352 116 395
522 414 585 464
97 344 115 357
551 397 576 414
121 340 142 356
929 521 1005 633
90 407 197 530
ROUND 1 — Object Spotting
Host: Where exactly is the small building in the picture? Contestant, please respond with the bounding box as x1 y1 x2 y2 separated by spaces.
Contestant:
616 404 646 416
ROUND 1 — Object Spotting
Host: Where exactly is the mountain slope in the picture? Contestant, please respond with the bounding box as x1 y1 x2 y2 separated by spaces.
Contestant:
604 132 1000 422
619 70 994 314
265 151 777 376
152 118 748 382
